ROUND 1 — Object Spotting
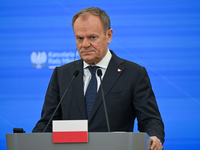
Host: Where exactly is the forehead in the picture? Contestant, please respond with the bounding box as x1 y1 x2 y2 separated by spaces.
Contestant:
73 14 104 35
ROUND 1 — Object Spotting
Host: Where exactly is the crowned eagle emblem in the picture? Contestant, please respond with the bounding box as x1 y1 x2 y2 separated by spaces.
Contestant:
31 51 47 69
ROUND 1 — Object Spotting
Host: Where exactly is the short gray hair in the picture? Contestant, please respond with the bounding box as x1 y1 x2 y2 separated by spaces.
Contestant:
72 7 111 33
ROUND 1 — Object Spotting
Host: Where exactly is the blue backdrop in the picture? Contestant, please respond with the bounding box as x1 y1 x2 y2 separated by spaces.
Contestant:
0 0 200 149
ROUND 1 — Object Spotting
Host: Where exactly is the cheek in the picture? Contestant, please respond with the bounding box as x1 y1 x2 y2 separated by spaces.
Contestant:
76 44 84 54
92 42 106 55
76 42 81 49
91 41 101 51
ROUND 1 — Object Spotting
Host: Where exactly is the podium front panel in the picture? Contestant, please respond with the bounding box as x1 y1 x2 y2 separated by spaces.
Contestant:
6 132 151 150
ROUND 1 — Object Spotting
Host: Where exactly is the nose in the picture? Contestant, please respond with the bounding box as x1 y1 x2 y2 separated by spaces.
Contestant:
82 38 90 48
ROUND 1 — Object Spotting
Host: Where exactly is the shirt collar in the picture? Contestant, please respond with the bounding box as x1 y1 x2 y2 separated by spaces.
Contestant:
83 49 112 69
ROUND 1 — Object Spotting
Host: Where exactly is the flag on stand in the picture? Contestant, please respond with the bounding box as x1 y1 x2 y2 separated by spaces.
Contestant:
52 120 88 143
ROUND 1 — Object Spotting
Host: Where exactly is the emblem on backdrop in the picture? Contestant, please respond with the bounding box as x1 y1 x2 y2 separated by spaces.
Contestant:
30 51 80 69
30 51 47 69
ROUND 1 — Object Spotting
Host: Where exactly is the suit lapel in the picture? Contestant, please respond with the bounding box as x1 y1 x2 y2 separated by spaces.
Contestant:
72 60 87 119
88 52 125 122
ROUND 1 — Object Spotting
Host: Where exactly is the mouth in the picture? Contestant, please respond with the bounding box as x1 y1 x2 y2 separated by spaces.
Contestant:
81 50 94 55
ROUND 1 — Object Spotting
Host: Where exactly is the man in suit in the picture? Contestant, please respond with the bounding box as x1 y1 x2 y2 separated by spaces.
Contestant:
33 7 165 150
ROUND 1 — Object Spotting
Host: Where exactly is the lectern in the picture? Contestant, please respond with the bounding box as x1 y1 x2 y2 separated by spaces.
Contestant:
6 132 151 150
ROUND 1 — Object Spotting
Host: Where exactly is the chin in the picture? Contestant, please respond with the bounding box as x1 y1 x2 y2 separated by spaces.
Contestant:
81 54 93 60
82 57 94 64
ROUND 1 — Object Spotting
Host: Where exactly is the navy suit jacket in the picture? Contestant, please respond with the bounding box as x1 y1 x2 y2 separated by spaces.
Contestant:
33 51 165 143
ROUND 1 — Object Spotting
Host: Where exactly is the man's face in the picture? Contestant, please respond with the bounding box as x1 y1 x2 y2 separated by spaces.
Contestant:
73 14 113 65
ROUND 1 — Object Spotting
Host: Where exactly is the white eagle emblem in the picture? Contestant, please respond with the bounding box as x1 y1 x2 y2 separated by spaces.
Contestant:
31 51 47 69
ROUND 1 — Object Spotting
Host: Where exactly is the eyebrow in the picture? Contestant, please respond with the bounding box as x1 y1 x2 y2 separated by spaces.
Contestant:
75 34 98 38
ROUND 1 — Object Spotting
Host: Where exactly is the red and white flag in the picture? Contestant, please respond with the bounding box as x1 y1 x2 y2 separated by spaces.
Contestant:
52 120 88 143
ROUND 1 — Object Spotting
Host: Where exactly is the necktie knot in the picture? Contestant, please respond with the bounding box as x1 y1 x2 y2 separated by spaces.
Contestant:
87 66 99 76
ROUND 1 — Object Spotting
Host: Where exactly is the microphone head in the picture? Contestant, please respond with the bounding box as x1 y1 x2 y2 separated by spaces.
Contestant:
73 70 79 77
97 69 102 77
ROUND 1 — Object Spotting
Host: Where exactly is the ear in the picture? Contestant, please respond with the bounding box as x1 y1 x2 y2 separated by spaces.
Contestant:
106 29 113 44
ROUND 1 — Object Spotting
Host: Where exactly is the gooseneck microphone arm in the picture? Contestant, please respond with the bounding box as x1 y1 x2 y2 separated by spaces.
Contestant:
43 70 79 133
97 69 111 132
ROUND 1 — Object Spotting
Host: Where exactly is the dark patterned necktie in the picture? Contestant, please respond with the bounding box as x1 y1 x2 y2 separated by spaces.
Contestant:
85 66 99 117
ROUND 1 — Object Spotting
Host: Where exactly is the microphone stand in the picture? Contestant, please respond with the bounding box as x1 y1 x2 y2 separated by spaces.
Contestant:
43 70 79 132
97 69 110 132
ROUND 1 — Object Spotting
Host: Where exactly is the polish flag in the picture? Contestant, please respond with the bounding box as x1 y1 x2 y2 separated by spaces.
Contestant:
52 120 88 143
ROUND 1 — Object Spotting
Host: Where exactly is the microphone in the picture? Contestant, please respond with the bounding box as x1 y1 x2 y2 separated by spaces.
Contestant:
43 70 79 132
97 69 111 132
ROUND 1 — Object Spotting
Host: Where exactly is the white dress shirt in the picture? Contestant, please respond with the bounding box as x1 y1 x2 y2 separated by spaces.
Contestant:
83 50 112 95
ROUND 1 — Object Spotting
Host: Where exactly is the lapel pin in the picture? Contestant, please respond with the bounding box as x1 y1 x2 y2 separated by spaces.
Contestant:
117 68 121 72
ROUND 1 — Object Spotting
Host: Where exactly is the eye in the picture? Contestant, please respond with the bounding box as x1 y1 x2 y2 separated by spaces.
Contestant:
90 36 97 40
77 37 83 42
